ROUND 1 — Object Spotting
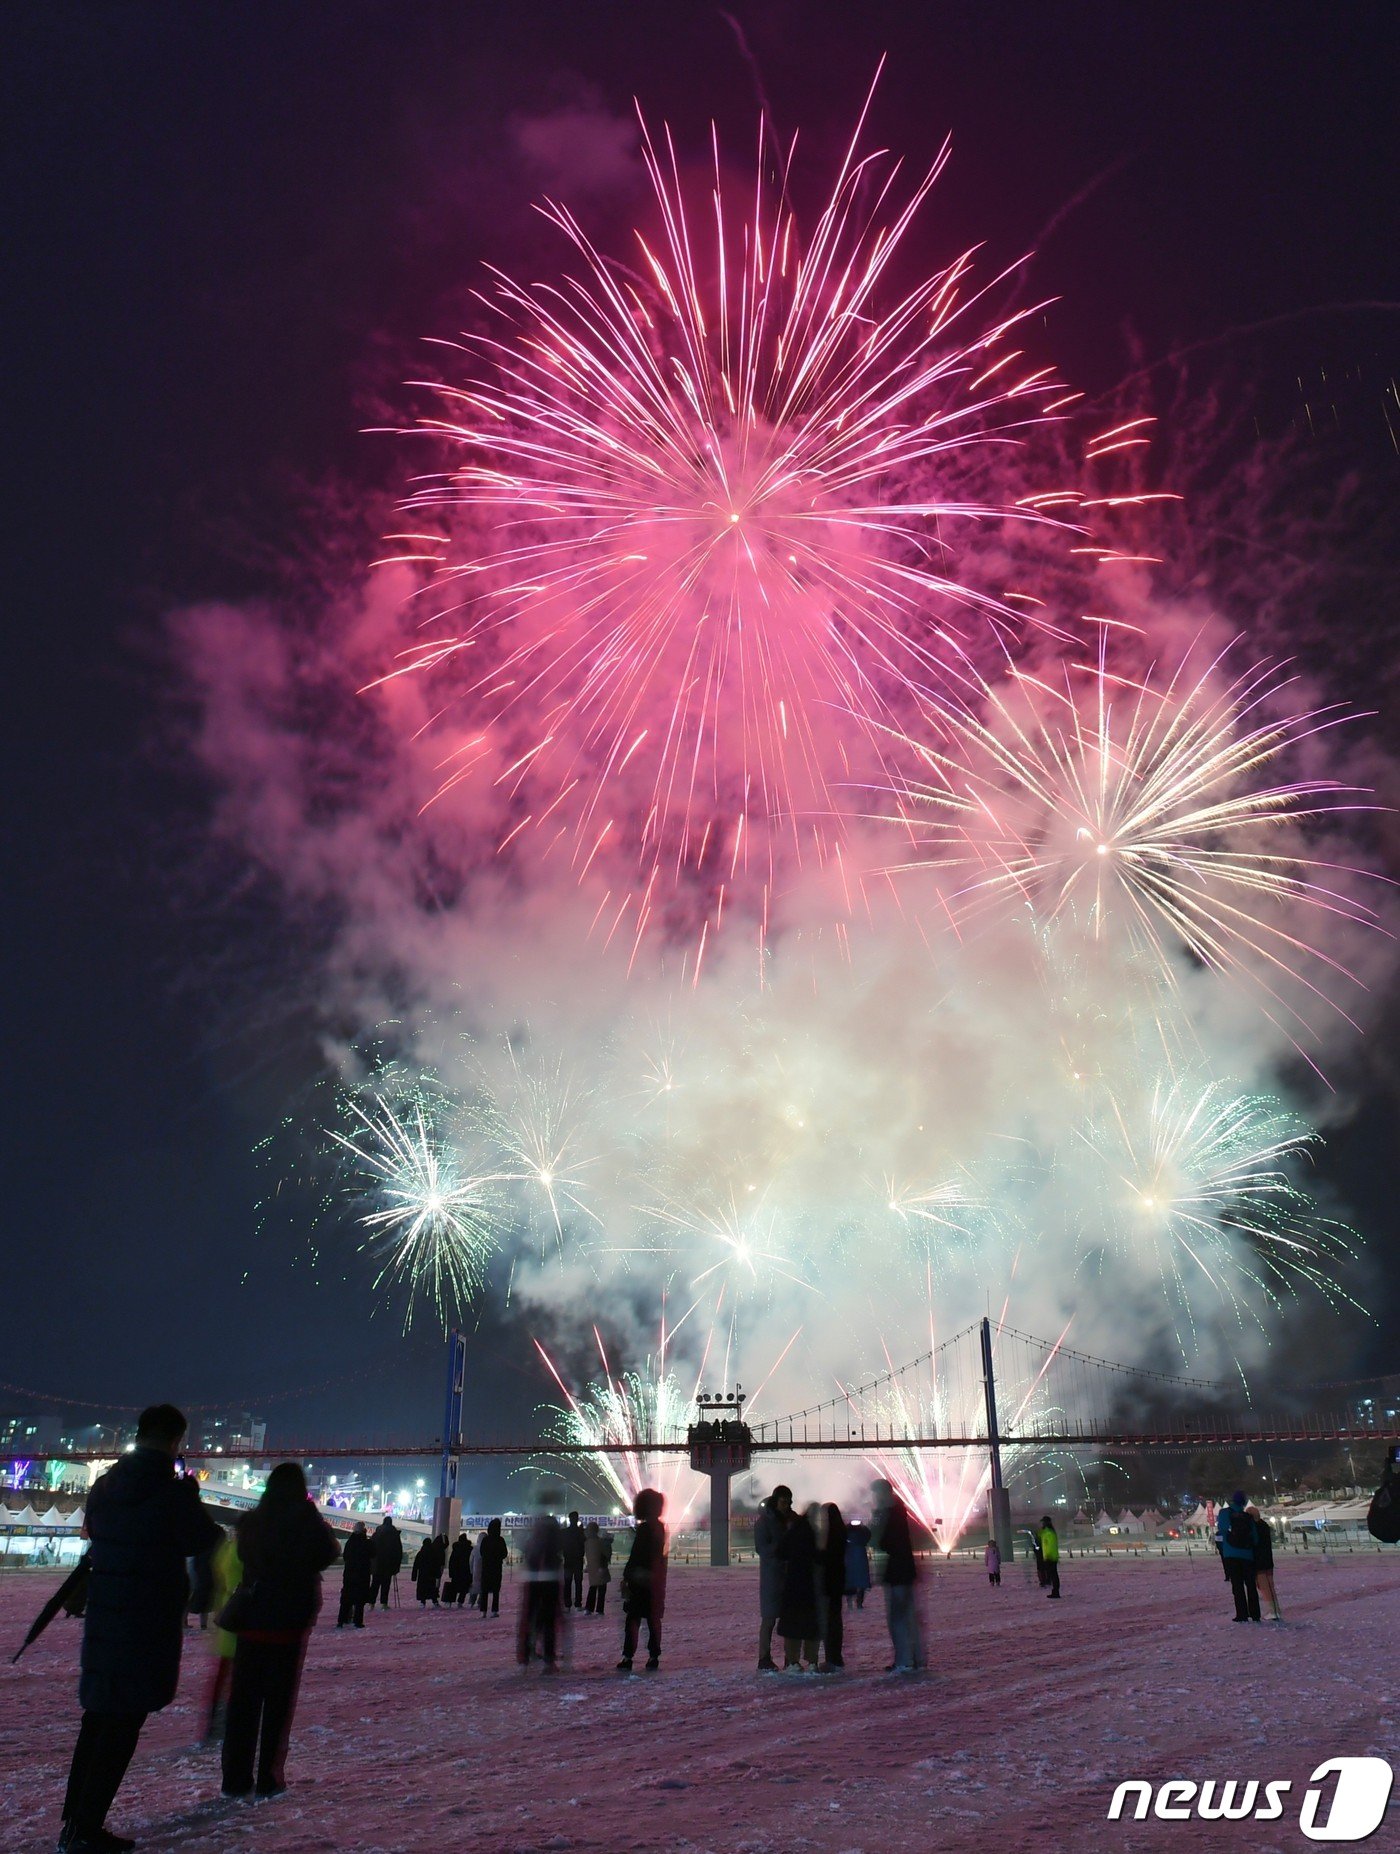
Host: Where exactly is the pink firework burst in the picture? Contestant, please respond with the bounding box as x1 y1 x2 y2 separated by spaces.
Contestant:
378 78 1082 963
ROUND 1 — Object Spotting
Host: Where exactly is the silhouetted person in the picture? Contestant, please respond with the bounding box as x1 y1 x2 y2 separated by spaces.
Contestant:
445 1532 473 1607
583 1521 613 1614
561 1510 586 1608
754 1484 792 1670
777 1504 821 1672
368 1515 402 1609
187 1543 217 1630
617 1488 667 1672
61 1402 221 1853
1215 1492 1259 1622
1026 1525 1048 1588
817 1502 848 1668
337 1523 372 1628
413 1534 446 1607
871 1479 922 1672
477 1520 507 1616
221 1462 338 1799
1246 1505 1281 1621
517 1500 564 1668
844 1517 871 1611
1039 1515 1062 1600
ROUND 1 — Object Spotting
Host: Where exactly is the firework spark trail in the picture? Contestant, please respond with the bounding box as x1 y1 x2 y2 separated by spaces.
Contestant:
487 1044 604 1255
886 638 1386 1056
216 81 1394 1423
883 1171 984 1283
530 1331 707 1520
641 1189 822 1303
320 995 1362 1373
850 1321 1080 1549
374 84 1091 957
329 1093 500 1325
1076 1077 1359 1339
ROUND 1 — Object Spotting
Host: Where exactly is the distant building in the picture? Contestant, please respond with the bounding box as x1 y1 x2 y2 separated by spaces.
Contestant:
1348 1394 1400 1432
188 1411 267 1455
1 1413 63 1456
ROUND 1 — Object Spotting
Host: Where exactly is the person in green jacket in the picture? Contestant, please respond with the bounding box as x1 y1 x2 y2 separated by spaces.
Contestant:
202 1532 242 1741
1039 1516 1061 1599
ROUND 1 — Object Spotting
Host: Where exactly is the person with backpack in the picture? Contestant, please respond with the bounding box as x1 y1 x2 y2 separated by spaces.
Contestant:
1215 1491 1260 1622
221 1463 339 1799
1038 1516 1061 1599
1245 1505 1281 1621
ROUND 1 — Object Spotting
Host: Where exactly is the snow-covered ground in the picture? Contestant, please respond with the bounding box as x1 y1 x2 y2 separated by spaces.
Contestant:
3 1549 1396 1853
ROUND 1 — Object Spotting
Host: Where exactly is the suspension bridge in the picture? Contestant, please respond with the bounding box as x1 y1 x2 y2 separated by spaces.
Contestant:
33 1319 1397 1464
16 1321 1394 1565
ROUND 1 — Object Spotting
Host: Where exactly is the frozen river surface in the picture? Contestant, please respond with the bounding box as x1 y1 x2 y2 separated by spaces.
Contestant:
2 1549 1397 1852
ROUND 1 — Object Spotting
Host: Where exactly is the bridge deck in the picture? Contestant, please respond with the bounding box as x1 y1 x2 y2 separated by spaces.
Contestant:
43 1421 1400 1462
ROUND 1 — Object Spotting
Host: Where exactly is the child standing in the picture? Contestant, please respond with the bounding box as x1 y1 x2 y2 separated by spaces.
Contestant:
984 1539 1002 1587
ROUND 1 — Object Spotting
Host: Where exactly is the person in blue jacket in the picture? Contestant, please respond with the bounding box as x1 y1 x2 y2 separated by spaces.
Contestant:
1215 1491 1260 1622
844 1518 872 1611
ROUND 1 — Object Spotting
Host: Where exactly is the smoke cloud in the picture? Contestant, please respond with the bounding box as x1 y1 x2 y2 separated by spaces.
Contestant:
173 103 1396 1506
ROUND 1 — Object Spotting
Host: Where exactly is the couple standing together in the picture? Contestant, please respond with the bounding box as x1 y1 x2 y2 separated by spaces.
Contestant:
755 1479 922 1674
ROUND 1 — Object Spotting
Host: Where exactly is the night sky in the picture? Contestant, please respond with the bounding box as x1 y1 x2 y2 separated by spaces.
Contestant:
5 3 1398 1491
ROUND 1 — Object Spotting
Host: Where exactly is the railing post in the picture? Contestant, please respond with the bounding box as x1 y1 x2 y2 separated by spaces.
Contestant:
981 1317 1013 1563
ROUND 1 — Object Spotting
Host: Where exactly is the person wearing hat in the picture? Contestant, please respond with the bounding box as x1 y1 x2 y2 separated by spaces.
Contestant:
1215 1491 1260 1622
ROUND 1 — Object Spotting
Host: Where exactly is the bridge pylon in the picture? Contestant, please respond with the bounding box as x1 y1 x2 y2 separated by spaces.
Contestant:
433 1327 467 1540
981 1316 1014 1563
